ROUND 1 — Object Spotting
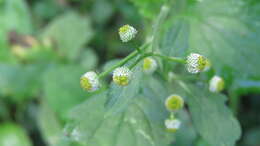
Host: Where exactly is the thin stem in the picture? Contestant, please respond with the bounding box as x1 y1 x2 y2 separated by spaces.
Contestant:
129 52 186 69
229 90 240 115
99 50 138 78
98 43 150 78
152 53 186 64
129 53 151 69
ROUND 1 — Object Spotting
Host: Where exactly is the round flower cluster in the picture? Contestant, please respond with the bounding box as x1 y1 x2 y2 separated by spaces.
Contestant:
165 94 184 112
118 24 138 42
186 53 210 74
80 71 100 92
113 66 132 86
143 57 158 74
209 75 225 92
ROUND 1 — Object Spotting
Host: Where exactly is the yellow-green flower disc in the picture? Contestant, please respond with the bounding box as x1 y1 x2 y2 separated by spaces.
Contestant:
80 71 100 92
165 94 184 112
112 66 132 86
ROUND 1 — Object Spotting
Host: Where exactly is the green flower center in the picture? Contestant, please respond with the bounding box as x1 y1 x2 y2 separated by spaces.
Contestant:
119 25 130 33
143 58 152 70
113 76 129 86
197 56 208 71
80 77 92 91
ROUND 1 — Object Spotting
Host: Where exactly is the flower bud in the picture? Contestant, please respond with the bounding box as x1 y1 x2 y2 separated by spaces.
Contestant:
165 94 184 112
118 24 137 42
209 75 225 92
186 53 209 74
80 71 100 92
113 66 132 86
143 57 157 74
165 118 181 132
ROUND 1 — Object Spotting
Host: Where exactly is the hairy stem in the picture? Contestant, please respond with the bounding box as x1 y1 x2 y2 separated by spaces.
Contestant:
152 53 186 64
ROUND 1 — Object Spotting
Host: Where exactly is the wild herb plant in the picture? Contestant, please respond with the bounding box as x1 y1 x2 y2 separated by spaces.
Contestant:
0 0 260 146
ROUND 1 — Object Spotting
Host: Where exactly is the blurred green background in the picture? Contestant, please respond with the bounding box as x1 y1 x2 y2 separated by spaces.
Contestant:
0 0 259 146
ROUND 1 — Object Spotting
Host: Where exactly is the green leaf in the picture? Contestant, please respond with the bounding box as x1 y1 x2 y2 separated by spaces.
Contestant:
91 0 114 25
0 123 32 146
67 94 171 145
182 84 241 146
42 65 91 120
79 49 98 70
160 0 260 79
38 101 62 146
129 0 167 19
0 64 43 102
105 65 143 115
41 12 93 61
0 0 32 34
65 76 176 146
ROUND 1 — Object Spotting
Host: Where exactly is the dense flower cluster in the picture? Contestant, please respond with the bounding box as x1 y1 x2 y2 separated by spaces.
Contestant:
80 71 100 92
118 24 137 42
186 53 210 73
113 66 132 86
165 94 184 112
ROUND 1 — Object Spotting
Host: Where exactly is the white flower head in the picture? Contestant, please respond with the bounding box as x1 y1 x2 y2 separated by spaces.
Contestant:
165 118 181 132
113 66 132 86
119 24 137 42
209 75 225 92
186 53 209 74
165 94 184 112
143 57 158 74
80 71 100 92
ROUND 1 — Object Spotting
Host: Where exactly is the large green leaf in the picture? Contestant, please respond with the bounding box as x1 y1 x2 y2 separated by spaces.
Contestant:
64 76 177 146
42 65 91 120
181 83 241 146
41 12 93 61
160 0 260 79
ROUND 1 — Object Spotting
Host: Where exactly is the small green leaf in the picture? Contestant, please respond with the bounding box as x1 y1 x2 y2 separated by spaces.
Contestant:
129 0 167 19
0 64 43 102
